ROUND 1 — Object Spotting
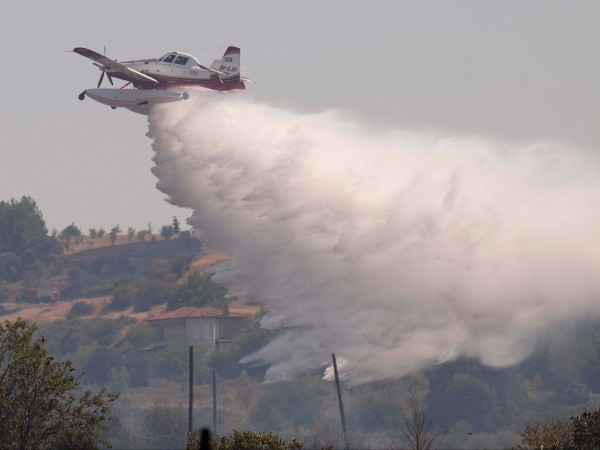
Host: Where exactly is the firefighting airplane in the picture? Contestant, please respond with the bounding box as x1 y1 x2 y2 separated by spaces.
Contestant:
73 46 248 114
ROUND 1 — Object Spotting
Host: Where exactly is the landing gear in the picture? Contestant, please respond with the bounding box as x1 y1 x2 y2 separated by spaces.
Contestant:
111 106 117 110
78 91 86 101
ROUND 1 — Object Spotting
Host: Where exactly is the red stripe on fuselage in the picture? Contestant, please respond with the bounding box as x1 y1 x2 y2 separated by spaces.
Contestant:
106 71 242 91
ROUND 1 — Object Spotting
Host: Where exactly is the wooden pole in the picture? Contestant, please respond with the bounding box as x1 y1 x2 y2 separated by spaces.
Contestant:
212 369 218 435
332 353 349 449
189 346 194 434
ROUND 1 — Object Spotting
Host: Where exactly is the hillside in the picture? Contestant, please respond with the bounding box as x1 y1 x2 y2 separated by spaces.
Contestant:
0 233 253 323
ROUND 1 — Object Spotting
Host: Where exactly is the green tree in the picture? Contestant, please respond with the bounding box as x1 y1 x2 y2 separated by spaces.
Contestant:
60 222 82 251
0 319 118 449
97 227 106 238
161 225 174 241
108 225 121 246
127 227 136 241
0 196 62 280
88 228 97 239
172 216 181 234
168 271 227 310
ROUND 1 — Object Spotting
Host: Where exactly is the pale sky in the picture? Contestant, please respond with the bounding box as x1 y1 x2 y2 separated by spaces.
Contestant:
1 0 598 232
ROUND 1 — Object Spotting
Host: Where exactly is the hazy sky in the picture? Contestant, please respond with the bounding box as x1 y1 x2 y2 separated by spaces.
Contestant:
1 1 598 232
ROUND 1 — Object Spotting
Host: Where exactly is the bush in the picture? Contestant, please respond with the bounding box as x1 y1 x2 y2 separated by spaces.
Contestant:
103 282 135 312
67 302 94 319
133 271 175 312
169 253 195 277
167 271 226 310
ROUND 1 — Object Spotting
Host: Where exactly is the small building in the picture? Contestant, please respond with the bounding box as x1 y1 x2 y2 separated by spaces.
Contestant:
146 304 246 351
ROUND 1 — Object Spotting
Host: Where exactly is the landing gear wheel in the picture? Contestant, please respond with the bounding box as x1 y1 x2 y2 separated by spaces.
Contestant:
78 92 85 101
111 106 117 110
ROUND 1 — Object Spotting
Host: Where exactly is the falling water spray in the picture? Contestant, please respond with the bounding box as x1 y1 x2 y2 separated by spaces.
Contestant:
148 91 600 385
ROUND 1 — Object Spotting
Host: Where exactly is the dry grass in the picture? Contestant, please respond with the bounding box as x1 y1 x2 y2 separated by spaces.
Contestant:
227 300 261 317
0 297 165 324
187 251 231 273
0 300 76 323
65 234 170 255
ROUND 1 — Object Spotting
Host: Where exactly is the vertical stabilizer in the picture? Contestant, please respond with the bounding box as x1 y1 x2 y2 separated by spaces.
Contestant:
210 46 241 81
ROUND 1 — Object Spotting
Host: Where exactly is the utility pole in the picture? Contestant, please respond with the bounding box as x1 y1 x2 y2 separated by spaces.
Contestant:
212 369 218 435
332 353 349 449
189 346 194 434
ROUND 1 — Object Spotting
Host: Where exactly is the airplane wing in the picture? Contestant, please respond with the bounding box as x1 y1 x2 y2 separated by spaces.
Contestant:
73 47 159 85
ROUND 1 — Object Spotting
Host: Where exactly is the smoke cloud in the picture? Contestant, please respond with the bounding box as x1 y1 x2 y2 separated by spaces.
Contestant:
148 92 600 385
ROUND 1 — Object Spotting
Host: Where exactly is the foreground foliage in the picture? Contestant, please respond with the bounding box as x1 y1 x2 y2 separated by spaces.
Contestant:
514 407 600 449
187 429 304 450
0 319 118 449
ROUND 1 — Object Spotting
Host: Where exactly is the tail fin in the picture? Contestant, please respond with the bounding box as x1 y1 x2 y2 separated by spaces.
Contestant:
209 46 241 81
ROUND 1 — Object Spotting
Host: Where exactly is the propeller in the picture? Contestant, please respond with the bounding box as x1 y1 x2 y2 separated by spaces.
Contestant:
96 45 114 88
97 69 113 88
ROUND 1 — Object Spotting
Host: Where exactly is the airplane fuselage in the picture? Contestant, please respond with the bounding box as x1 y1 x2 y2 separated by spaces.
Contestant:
111 51 242 91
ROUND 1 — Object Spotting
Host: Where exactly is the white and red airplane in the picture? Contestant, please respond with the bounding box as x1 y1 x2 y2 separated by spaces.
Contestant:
73 46 248 114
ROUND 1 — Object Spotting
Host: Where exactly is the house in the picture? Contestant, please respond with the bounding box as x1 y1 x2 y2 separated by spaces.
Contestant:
146 304 246 351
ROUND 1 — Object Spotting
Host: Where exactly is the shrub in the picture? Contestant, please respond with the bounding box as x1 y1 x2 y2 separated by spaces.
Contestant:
169 253 195 277
103 282 135 312
187 429 303 450
67 302 94 319
167 271 226 310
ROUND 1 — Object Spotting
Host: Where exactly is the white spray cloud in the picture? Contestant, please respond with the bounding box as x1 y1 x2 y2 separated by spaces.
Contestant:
148 91 600 385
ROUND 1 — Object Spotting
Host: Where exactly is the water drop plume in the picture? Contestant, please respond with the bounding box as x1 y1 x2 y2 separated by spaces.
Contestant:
148 92 600 385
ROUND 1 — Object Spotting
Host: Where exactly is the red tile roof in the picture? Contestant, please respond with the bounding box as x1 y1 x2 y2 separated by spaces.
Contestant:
147 306 244 321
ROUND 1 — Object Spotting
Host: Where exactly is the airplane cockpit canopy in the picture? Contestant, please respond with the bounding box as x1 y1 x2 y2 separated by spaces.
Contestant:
158 52 200 67
159 54 176 63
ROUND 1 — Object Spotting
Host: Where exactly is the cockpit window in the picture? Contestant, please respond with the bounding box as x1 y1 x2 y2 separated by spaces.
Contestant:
174 56 189 65
161 54 176 63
